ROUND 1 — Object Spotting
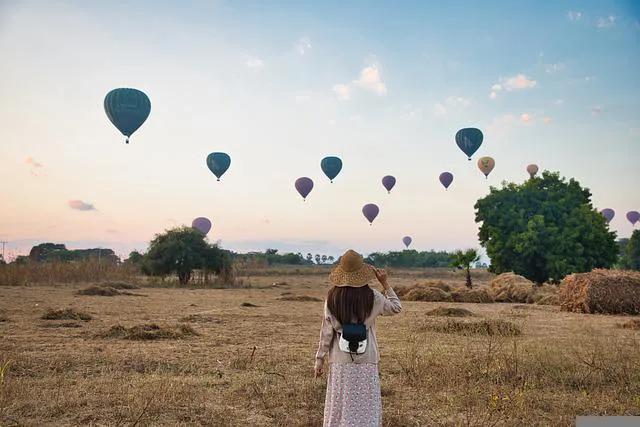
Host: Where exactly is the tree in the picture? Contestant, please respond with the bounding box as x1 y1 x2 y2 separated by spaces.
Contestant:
620 230 640 270
315 254 321 264
125 250 144 266
475 171 618 284
328 256 335 263
306 253 313 263
143 227 230 285
450 249 480 288
321 255 328 264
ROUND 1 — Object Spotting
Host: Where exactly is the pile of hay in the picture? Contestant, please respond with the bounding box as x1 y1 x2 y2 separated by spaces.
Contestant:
490 273 534 303
77 285 143 297
425 307 474 317
451 288 494 303
617 319 640 330
41 308 92 321
403 286 453 302
421 319 521 336
101 281 139 290
559 269 640 315
277 295 322 302
98 323 198 340
240 302 260 307
396 281 452 297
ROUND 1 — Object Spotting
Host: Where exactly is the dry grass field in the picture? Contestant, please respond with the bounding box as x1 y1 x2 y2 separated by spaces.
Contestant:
1 268 639 426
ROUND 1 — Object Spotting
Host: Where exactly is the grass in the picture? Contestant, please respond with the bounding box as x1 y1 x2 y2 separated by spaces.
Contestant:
41 308 92 321
1 268 639 425
76 285 144 297
0 260 138 286
424 307 475 317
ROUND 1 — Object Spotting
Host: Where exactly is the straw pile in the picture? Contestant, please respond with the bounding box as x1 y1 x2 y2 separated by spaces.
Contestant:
559 269 640 315
490 272 534 303
451 288 494 303
403 286 453 302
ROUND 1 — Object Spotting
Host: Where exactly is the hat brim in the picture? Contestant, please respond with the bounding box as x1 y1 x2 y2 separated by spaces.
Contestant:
329 263 377 287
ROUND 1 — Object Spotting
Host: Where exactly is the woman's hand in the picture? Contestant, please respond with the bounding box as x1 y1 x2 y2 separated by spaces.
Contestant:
374 268 390 290
314 359 324 377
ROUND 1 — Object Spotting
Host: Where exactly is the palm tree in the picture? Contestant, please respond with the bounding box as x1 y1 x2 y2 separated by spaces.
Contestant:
315 254 321 264
321 255 328 264
328 255 335 263
450 249 480 288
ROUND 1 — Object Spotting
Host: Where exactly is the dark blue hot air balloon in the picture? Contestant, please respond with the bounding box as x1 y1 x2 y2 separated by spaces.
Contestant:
104 88 151 144
295 177 314 201
455 128 483 160
206 152 231 181
321 156 343 183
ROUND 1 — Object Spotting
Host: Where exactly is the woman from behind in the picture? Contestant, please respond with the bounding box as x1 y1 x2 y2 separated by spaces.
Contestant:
314 249 402 426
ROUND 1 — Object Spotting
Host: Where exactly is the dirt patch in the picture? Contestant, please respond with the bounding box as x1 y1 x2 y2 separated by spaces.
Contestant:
41 308 92 321
277 295 322 302
77 285 144 297
97 323 199 340
421 319 522 336
617 319 640 330
425 307 474 317
179 313 220 323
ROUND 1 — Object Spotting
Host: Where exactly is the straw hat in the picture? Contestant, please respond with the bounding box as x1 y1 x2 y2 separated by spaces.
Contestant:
329 249 377 287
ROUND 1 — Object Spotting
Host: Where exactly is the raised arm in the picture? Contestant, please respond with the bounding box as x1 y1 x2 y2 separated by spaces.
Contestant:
374 268 402 315
314 302 334 377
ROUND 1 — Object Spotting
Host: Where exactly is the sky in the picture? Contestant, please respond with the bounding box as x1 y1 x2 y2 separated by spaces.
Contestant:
1 0 639 260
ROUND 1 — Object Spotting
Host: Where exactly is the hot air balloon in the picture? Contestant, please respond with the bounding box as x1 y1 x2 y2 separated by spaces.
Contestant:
600 209 615 224
439 172 454 189
477 156 495 178
402 236 412 248
192 217 212 235
382 176 396 193
362 204 379 225
320 156 343 183
627 211 640 226
206 152 231 181
455 128 483 160
295 177 314 201
526 164 539 178
104 88 151 144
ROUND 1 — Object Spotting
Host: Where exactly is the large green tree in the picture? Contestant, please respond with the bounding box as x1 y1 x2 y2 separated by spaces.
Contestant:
619 230 640 270
475 171 618 283
143 227 230 285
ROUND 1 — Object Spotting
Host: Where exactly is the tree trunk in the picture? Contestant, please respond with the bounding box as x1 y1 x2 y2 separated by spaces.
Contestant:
178 270 191 285
465 268 472 289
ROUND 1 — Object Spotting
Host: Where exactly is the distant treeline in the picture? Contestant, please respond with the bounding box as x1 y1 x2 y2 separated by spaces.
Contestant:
13 243 119 264
365 250 456 268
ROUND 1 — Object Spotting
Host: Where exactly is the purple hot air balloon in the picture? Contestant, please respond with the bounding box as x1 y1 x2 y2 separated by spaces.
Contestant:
295 177 314 201
362 203 380 225
600 208 615 224
627 211 640 226
402 236 412 248
439 172 454 190
382 175 396 193
192 217 212 235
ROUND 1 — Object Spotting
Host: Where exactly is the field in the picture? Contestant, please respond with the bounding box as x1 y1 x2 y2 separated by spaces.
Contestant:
1 267 639 426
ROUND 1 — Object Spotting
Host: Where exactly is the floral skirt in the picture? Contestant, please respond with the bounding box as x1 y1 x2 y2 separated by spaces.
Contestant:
323 363 382 427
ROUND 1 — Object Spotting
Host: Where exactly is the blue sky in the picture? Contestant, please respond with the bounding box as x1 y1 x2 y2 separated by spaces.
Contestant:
0 0 639 260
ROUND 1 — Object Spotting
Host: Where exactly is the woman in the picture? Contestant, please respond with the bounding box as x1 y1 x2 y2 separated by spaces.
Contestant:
314 249 402 426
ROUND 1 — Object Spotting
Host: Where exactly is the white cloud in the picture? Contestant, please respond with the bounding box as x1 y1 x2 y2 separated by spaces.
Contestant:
596 16 616 29
568 11 582 22
332 62 388 100
545 62 565 73
520 113 533 123
433 96 472 117
25 157 43 168
332 84 351 101
489 74 536 98
353 64 387 95
68 200 95 211
245 57 264 70
295 37 312 55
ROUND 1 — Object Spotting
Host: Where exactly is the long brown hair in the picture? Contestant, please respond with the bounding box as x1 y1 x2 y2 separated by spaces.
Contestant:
327 285 374 324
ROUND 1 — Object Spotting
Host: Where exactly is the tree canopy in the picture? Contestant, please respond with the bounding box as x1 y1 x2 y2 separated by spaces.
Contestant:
475 171 618 283
143 227 231 284
619 230 640 271
365 250 452 268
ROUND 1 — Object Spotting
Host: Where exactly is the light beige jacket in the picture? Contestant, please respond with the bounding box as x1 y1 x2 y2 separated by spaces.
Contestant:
315 287 402 368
